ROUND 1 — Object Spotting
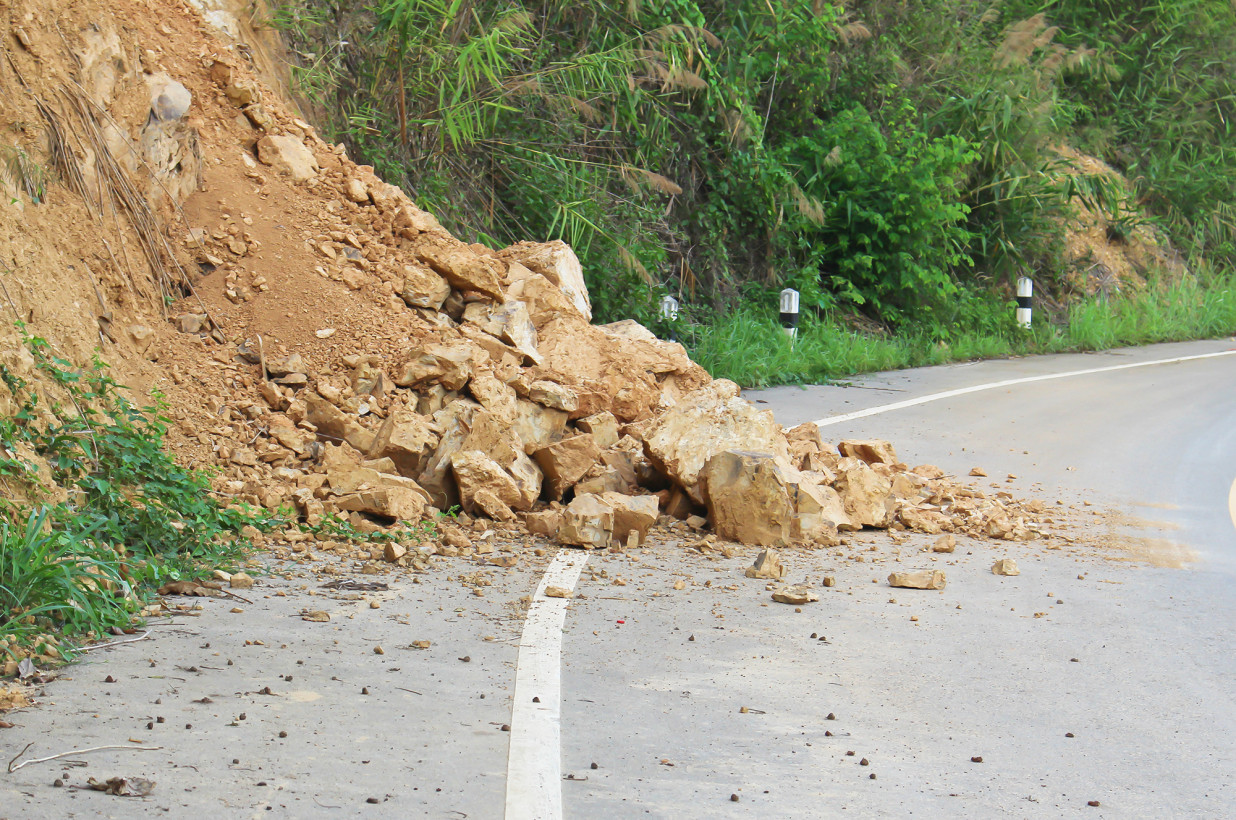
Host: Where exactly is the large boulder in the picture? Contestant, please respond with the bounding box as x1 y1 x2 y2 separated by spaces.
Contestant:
256 134 318 181
395 343 474 391
534 434 602 500
499 240 591 320
701 450 795 546
303 392 375 453
834 459 895 528
556 493 614 549
414 236 505 300
512 399 569 454
368 409 438 477
450 450 522 514
398 264 451 310
597 492 659 546
645 381 790 504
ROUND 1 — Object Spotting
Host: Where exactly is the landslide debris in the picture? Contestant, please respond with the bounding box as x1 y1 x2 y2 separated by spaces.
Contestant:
0 0 1055 584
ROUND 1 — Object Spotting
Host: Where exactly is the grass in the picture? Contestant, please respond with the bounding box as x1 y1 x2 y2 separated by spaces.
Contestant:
686 272 1236 387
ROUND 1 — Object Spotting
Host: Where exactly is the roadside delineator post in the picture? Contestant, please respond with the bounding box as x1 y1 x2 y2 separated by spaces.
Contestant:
1016 276 1033 329
659 294 679 321
779 288 800 340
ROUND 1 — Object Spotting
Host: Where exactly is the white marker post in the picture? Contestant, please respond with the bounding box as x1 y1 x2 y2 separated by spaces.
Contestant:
1016 276 1033 329
779 288 800 340
659 294 679 321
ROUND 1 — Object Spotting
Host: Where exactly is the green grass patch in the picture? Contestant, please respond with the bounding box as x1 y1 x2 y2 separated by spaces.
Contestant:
686 273 1236 387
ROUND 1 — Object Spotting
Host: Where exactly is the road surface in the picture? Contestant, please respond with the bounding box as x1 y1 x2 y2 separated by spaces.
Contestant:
3 339 1234 818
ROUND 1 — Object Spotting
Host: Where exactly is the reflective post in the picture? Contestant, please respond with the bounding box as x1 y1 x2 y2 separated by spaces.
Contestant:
1016 277 1033 329
779 288 800 339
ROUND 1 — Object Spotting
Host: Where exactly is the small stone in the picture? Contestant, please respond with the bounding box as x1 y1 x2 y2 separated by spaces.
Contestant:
968 467 987 477
888 570 947 590
590 762 598 770
279 731 288 738
544 586 574 599
730 794 739 802
869 773 877 780
301 610 330 622
373 646 385 655
1066 732 1075 738
931 534 956 553
859 758 869 766
826 713 836 720
745 548 786 580
822 575 836 587
991 558 1020 576
1088 801 1100 807
501 724 511 732
229 572 255 589
971 756 983 763
772 585 819 605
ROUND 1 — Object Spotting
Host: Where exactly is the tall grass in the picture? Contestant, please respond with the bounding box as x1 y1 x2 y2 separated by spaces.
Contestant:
688 273 1236 386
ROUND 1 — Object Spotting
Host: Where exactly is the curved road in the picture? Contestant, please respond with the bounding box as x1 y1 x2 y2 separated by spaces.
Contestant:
548 338 1236 818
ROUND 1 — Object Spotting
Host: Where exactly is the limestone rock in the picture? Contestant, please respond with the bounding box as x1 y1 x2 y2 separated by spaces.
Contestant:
467 370 518 423
416 400 481 508
472 489 517 523
534 434 602 500
597 492 659 546
557 493 614 549
992 558 1021 576
398 265 451 310
229 572 254 589
838 439 899 466
576 411 619 449
888 570 947 590
148 75 191 121
645 381 790 504
395 343 474 391
789 477 851 540
328 486 427 522
416 237 504 301
701 450 794 546
384 542 407 562
834 460 895 528
526 380 578 413
450 450 522 515
932 534 957 553
368 410 438 477
345 177 369 204
303 392 375 453
745 548 786 580
256 135 318 181
599 319 658 342
500 240 591 320
524 510 562 536
772 585 819 605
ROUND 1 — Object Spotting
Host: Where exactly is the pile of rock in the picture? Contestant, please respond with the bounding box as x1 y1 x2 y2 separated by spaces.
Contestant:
171 59 1047 554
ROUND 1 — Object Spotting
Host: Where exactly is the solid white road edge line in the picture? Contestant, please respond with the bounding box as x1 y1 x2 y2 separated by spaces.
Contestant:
505 548 590 820
814 349 1236 428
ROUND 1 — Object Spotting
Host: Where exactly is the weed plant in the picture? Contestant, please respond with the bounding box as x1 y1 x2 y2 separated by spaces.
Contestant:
0 331 278 658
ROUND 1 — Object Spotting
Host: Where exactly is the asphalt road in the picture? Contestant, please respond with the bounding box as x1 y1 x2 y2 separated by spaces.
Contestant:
3 339 1234 818
555 338 1236 818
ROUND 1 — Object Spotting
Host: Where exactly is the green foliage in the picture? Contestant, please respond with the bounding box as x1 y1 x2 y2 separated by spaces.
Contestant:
305 512 437 546
0 507 134 652
274 0 1236 332
781 103 977 321
0 331 277 654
